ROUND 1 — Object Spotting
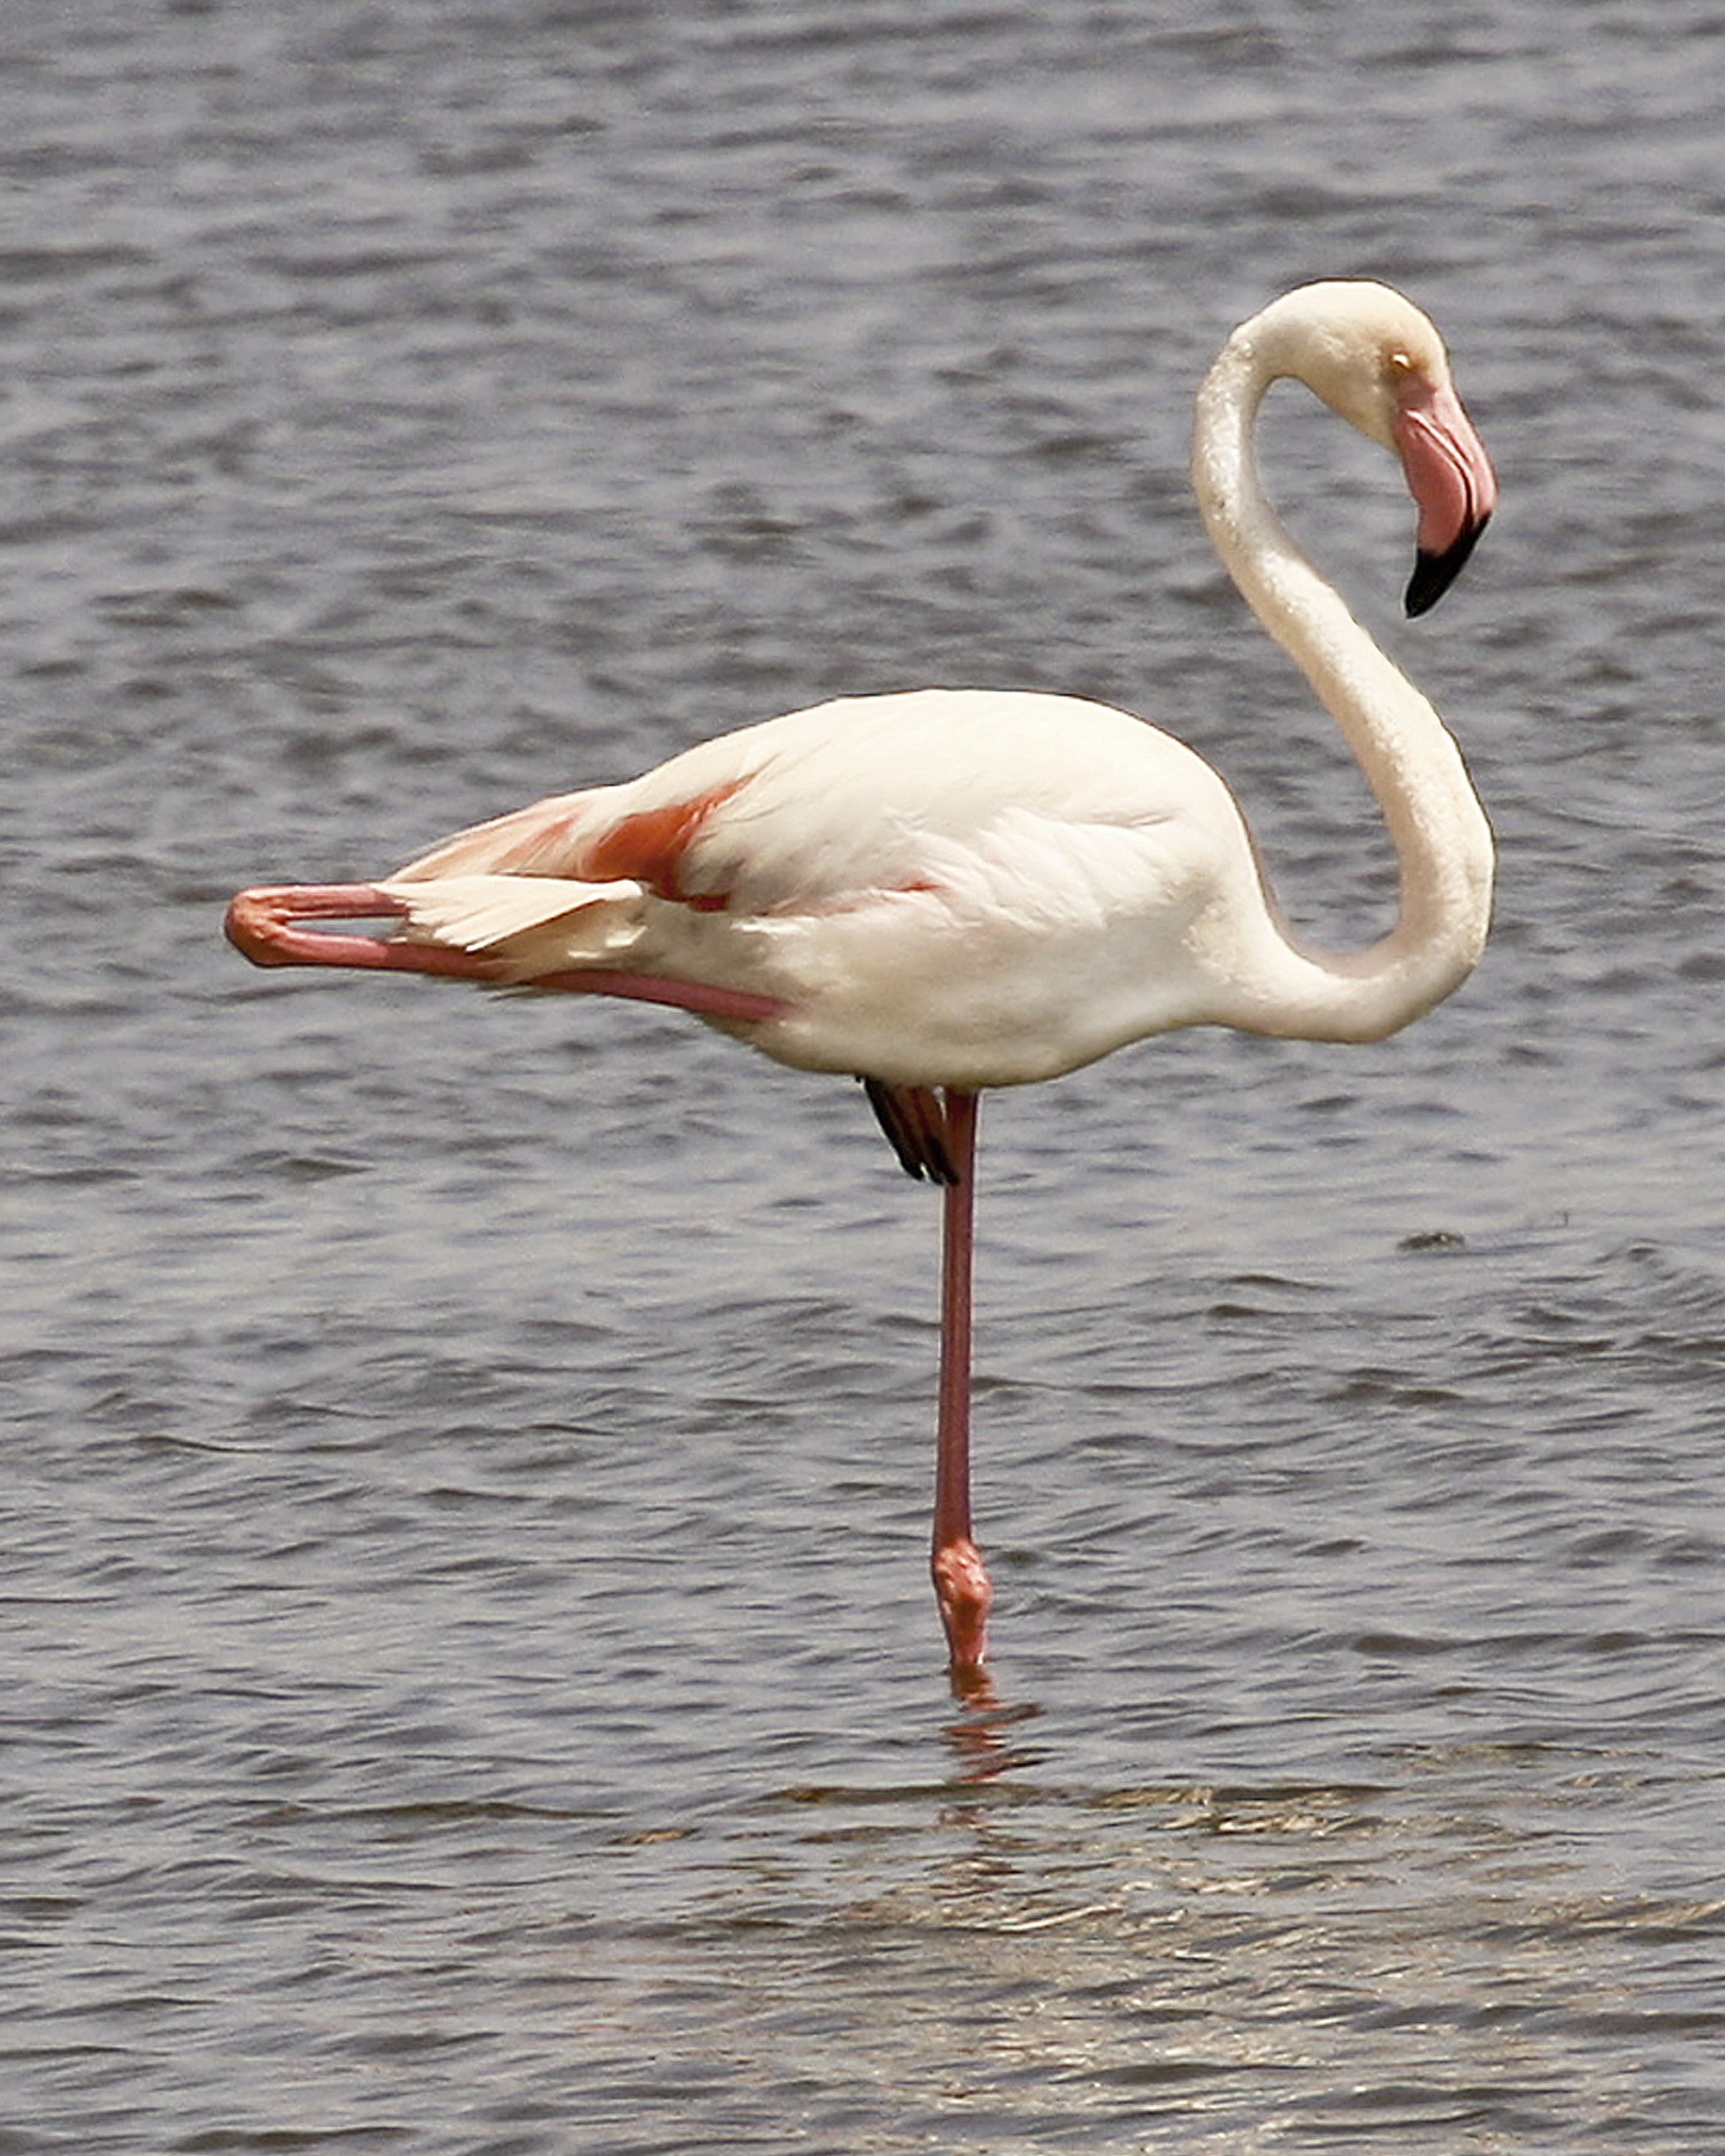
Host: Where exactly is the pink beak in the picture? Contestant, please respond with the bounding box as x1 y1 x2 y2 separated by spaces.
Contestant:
1393 377 1498 617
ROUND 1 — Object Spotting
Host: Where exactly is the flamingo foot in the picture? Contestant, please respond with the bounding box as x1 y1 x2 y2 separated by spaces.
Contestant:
933 1536 993 1671
226 883 791 1021
224 883 510 980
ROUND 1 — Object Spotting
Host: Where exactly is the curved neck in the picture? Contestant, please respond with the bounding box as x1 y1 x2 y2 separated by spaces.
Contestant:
1189 339 1494 1042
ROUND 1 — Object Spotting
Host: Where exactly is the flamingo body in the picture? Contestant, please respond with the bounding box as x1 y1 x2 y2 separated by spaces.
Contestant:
379 688 1271 1088
226 280 1499 1675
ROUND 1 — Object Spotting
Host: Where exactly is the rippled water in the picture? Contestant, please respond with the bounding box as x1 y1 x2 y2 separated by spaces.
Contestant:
6 1 1725 2149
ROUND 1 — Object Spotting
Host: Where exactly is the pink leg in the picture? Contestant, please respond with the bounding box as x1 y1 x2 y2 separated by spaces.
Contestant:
932 1087 992 1671
226 884 492 975
224 884 786 1022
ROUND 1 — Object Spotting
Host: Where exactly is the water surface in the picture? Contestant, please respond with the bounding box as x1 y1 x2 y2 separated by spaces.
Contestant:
4 2 1724 2149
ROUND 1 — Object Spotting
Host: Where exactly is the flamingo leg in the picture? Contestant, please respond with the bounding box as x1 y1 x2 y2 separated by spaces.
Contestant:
224 884 787 1023
932 1087 992 1671
224 884 495 976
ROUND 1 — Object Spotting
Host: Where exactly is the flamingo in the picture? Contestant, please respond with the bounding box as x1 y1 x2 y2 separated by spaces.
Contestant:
226 280 1496 1674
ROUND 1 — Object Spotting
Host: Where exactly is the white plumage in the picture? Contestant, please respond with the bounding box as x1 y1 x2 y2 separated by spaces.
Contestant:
380 688 1264 1084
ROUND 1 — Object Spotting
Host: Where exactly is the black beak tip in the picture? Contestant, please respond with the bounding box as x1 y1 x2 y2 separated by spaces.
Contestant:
1404 514 1490 618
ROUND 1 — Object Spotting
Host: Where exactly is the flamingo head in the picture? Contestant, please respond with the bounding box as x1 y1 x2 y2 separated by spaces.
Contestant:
1249 280 1499 617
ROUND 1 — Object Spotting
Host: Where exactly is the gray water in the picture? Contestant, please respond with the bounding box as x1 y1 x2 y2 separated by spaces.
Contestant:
5 1 1725 2149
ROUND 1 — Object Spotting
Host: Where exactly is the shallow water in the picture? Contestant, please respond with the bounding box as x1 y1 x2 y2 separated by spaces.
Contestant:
5 1 1725 2149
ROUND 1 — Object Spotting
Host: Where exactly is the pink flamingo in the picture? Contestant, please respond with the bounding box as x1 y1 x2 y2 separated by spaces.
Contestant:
227 282 1496 1672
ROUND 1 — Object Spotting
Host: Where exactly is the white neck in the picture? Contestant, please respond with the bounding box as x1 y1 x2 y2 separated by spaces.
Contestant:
1188 336 1494 1042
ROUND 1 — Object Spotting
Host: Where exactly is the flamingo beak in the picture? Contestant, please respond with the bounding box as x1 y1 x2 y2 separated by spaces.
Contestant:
1394 377 1498 617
